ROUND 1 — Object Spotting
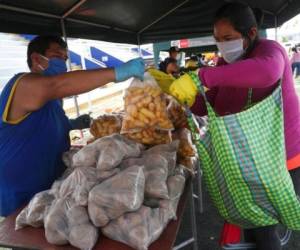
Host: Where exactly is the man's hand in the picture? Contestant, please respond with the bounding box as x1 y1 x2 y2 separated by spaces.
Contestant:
114 58 145 82
69 114 91 130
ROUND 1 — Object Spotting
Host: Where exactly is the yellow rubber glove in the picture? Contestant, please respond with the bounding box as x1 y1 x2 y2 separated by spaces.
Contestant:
147 68 175 94
169 73 198 107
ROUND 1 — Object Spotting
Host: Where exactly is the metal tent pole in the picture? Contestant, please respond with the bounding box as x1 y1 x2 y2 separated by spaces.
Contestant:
60 18 80 117
137 34 142 57
274 15 278 41
138 0 189 34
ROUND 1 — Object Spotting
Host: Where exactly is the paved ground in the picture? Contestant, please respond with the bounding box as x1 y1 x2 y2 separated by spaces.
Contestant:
174 180 300 250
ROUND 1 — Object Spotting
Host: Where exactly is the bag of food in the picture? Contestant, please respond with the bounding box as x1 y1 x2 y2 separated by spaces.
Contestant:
90 114 123 139
178 156 198 174
125 127 172 145
121 154 169 199
15 190 55 230
44 198 73 245
72 134 143 170
102 205 166 250
45 197 98 249
62 148 80 168
144 141 179 174
121 74 173 133
96 134 143 171
58 167 119 206
172 128 196 157
166 95 188 129
68 205 98 250
159 173 186 220
88 165 145 227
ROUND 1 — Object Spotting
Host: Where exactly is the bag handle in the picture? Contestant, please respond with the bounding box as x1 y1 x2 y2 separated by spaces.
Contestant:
188 71 216 118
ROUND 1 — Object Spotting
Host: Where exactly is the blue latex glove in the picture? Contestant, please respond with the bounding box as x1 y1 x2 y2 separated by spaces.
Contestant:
69 114 91 130
115 58 145 82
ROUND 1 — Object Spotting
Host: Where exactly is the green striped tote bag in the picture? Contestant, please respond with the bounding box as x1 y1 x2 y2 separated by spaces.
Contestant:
187 72 300 229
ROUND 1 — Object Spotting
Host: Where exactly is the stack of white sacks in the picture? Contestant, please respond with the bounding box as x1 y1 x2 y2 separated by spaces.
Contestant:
15 134 189 250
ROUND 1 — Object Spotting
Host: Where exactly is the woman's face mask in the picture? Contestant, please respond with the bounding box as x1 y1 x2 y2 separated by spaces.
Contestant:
38 55 68 76
216 38 245 64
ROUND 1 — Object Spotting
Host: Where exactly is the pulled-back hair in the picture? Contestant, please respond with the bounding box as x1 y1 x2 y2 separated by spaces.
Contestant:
27 35 67 68
214 2 264 39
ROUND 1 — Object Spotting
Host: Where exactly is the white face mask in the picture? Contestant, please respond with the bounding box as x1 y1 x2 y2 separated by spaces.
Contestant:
176 54 181 61
216 38 245 63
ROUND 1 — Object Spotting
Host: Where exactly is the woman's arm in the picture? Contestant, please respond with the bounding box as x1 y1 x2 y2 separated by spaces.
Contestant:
199 43 285 88
190 88 219 116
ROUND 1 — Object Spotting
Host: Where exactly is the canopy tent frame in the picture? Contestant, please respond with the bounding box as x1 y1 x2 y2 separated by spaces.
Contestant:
0 0 297 44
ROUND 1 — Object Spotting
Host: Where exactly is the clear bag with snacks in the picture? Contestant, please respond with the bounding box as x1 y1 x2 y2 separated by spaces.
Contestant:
90 114 123 139
121 74 174 134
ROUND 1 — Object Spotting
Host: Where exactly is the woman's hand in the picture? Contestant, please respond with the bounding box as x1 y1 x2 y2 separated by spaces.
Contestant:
169 74 198 107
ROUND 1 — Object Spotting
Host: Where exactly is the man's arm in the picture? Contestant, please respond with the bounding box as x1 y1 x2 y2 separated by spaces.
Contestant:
7 58 144 122
8 69 114 121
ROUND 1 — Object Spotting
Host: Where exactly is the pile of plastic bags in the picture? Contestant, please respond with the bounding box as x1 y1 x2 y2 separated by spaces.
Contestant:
15 134 189 250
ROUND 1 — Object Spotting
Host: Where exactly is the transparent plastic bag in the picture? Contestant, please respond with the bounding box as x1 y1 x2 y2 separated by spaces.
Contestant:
166 95 188 129
90 114 123 139
121 154 169 199
15 190 55 230
88 165 145 227
121 74 173 133
45 198 98 250
102 205 166 250
58 167 119 206
44 198 74 245
178 156 198 174
172 128 196 157
72 134 143 170
125 127 172 145
62 148 80 168
143 140 179 174
159 173 186 221
68 205 98 250
96 134 143 171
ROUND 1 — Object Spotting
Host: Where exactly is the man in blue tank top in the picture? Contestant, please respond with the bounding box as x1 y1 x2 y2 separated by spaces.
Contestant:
0 36 145 216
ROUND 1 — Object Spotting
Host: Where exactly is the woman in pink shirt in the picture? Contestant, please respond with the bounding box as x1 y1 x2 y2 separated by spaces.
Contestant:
170 2 300 250
291 47 300 78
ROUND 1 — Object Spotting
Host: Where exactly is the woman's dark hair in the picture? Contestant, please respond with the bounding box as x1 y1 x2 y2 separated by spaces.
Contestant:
214 2 264 39
27 35 67 68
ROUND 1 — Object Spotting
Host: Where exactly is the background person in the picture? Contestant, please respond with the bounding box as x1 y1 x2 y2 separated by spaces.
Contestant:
169 46 180 60
159 57 180 77
290 47 300 78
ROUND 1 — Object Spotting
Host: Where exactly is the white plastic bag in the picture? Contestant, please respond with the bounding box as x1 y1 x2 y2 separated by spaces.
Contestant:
68 205 98 250
88 165 145 227
44 198 73 245
15 190 55 230
120 154 169 199
73 134 143 170
102 206 165 250
62 148 80 168
58 167 119 206
143 140 179 174
45 197 98 250
159 172 186 221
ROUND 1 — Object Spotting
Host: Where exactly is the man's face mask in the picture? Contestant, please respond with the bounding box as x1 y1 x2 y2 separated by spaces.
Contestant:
216 38 245 64
38 55 67 76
